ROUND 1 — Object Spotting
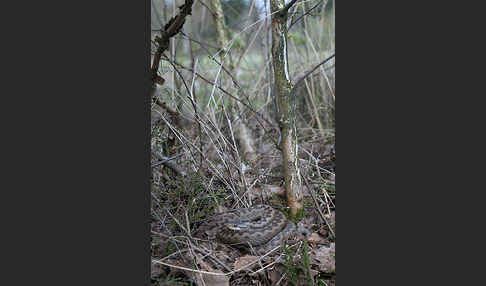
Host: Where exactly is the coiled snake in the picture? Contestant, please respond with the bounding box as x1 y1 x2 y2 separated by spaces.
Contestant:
194 205 306 253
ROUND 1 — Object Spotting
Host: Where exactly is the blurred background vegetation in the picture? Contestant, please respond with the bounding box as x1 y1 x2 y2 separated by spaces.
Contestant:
151 0 334 131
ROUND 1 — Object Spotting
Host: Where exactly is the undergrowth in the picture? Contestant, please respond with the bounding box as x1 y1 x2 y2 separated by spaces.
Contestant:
150 0 335 284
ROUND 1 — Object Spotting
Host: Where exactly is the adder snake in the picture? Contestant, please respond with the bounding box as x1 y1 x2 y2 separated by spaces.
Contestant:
194 205 304 253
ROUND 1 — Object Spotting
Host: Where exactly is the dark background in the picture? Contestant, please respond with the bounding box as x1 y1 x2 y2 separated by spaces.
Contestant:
1 0 485 285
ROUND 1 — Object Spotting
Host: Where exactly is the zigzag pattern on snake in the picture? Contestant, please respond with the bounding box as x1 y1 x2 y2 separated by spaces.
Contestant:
194 205 297 252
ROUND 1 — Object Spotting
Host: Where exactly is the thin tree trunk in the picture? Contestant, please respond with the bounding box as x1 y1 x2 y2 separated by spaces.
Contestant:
210 0 257 163
270 0 302 217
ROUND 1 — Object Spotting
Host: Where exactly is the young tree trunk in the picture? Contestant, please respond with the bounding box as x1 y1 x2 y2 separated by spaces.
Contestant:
210 0 257 164
270 0 302 217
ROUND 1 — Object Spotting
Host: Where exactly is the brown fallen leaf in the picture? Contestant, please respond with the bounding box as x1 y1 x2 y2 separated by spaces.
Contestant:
307 232 326 244
233 255 260 271
267 264 286 285
312 243 336 274
193 270 229 286
182 253 229 286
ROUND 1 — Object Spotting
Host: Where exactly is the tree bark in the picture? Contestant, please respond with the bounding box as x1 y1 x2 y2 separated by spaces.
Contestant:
270 0 302 217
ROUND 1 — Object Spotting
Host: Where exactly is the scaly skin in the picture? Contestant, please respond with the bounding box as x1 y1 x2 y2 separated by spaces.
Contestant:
195 205 289 248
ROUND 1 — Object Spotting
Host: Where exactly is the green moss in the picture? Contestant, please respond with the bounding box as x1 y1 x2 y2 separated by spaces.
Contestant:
283 204 306 224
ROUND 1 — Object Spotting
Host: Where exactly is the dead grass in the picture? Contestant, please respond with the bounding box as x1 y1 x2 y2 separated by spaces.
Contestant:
151 0 335 284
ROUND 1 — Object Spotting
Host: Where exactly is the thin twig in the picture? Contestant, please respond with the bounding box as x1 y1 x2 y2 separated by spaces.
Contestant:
289 0 326 30
291 53 335 95
302 176 334 237
151 153 183 168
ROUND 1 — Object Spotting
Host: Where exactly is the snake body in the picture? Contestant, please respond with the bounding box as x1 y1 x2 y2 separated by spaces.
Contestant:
195 205 296 252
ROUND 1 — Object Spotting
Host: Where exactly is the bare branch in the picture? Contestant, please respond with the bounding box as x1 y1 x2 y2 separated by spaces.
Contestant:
151 0 195 85
291 53 335 95
277 0 301 17
289 0 326 30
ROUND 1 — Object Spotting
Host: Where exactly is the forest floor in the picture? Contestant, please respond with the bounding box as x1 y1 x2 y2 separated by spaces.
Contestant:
150 116 336 286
